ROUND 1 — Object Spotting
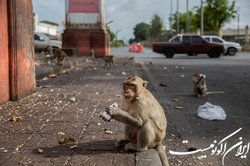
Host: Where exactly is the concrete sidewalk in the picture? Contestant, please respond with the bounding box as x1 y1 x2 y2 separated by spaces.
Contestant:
0 56 164 166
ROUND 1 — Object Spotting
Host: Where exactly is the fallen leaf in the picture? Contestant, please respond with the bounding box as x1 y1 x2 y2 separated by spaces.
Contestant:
9 115 22 123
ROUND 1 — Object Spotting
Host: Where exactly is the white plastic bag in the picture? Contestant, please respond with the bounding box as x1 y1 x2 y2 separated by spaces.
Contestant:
197 102 226 120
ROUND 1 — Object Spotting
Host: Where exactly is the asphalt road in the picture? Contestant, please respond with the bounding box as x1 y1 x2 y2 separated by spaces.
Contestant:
112 47 250 166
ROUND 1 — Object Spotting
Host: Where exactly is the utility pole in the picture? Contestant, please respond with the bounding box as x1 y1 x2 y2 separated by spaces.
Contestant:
186 0 190 33
237 8 240 42
200 0 204 35
177 0 180 33
170 0 173 31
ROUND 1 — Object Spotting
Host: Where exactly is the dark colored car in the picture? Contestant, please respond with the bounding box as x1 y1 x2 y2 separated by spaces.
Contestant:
152 34 224 58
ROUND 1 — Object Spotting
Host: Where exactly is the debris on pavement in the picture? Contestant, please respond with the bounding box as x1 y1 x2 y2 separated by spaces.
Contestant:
69 145 78 150
172 98 179 102
38 148 44 154
104 129 113 135
9 115 22 123
175 106 184 110
122 72 127 75
164 66 168 70
159 83 167 87
70 97 76 102
57 132 75 144
197 102 226 120
180 74 185 78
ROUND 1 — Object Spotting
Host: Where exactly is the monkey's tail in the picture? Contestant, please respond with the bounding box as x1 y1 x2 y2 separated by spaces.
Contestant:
155 144 169 166
206 91 225 95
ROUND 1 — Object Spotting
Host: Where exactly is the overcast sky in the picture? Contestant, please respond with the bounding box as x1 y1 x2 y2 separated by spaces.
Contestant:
33 0 250 41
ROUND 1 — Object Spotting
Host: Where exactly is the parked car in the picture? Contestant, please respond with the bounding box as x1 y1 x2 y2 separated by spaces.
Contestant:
202 35 241 56
152 34 224 58
34 32 62 52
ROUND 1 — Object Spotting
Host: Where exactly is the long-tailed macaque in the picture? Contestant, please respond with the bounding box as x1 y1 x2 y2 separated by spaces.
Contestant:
107 76 169 166
193 73 224 97
46 46 71 68
103 55 115 68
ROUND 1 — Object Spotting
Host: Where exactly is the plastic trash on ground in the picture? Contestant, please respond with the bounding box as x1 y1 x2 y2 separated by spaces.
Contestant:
197 102 226 120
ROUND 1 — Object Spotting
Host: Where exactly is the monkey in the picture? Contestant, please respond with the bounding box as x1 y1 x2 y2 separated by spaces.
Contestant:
103 55 115 68
88 48 95 59
106 75 169 166
45 46 71 69
192 73 224 97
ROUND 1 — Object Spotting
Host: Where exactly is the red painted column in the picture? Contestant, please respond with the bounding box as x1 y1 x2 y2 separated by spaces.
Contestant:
0 0 10 103
8 0 36 100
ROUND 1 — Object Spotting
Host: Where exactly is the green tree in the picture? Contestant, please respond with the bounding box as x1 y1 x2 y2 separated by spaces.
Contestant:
150 14 164 38
171 0 236 33
133 22 151 42
201 0 236 31
107 26 115 42
171 11 199 33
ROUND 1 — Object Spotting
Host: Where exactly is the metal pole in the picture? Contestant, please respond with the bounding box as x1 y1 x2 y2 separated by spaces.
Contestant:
177 0 179 33
170 0 173 31
186 0 189 33
200 0 204 35
237 9 240 42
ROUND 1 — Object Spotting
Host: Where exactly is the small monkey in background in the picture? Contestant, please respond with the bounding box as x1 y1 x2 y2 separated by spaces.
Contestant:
193 73 224 97
106 76 169 166
103 55 115 68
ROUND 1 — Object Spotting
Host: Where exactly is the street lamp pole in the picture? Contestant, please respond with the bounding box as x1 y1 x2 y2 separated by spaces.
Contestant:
186 0 190 33
115 29 122 47
200 0 204 35
237 8 240 42
177 0 180 33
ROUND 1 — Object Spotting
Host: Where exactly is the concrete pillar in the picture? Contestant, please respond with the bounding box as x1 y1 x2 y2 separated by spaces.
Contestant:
245 25 249 44
0 0 10 103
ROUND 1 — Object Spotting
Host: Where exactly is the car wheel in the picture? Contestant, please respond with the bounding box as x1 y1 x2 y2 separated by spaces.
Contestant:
208 48 221 58
227 47 237 56
164 49 175 58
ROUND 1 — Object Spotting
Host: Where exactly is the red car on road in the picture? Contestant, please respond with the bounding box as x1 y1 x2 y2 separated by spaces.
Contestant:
129 43 144 53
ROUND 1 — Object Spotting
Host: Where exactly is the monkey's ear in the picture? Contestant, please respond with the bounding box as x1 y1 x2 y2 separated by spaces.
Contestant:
143 81 148 88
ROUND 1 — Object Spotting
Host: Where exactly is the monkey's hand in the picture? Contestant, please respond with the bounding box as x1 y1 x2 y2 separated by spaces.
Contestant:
106 107 122 117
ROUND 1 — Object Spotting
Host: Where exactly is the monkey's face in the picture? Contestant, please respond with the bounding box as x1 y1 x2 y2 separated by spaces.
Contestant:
193 73 206 84
123 82 137 100
123 76 147 101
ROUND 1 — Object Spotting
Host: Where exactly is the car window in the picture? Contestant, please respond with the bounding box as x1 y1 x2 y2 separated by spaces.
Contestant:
170 36 180 42
192 36 204 43
182 36 190 44
212 38 223 43
204 37 210 41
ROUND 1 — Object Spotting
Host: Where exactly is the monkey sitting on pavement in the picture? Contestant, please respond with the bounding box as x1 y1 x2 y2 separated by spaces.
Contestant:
45 46 71 68
192 73 224 98
106 75 169 166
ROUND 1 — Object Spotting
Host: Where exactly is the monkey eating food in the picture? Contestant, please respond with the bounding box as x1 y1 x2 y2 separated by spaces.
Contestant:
193 73 224 97
45 46 71 68
105 75 169 166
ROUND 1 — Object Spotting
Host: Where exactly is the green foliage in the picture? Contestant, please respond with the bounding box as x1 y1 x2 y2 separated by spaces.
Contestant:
202 0 236 31
150 14 164 38
171 11 199 32
106 26 115 42
171 0 236 32
133 22 151 42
